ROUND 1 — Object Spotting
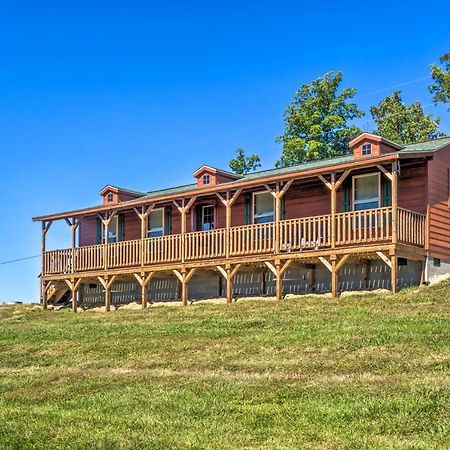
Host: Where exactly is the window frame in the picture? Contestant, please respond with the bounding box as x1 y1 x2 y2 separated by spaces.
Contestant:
361 143 372 156
202 174 211 185
201 204 215 231
252 191 275 224
352 173 381 211
107 193 114 202
147 207 165 238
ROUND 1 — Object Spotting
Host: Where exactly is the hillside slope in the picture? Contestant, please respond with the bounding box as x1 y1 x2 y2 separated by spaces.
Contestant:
0 282 449 449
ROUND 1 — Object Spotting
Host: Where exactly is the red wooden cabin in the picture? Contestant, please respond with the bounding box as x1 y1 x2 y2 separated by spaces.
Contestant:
33 133 450 311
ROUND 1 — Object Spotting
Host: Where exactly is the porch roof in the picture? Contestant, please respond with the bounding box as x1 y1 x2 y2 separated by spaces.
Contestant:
32 136 450 222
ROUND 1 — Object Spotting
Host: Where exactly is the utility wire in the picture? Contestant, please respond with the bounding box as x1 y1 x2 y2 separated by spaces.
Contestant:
0 255 40 266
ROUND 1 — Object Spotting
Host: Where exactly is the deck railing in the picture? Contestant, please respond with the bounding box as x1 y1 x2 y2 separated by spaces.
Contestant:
43 206 425 276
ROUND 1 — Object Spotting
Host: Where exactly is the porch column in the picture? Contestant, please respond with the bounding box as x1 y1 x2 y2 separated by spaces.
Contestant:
65 218 80 273
391 255 398 293
173 197 197 263
265 260 293 301
42 281 52 310
133 205 154 267
391 161 398 244
41 221 52 307
98 275 116 311
217 264 241 303
265 181 293 254
173 268 196 306
319 255 349 298
216 189 242 259
331 259 337 298
99 211 117 271
318 171 350 248
65 278 82 313
134 272 154 308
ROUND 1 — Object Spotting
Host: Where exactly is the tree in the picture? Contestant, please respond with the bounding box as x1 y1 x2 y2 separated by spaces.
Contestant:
229 148 261 174
429 53 450 111
275 71 364 167
370 91 443 144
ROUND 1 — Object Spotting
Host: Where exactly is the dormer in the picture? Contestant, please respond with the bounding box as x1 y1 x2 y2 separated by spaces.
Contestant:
349 133 403 159
99 185 144 205
193 165 242 188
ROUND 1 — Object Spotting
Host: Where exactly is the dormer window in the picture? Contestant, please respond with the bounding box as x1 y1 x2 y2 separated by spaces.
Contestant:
107 193 114 202
202 174 211 185
362 143 372 156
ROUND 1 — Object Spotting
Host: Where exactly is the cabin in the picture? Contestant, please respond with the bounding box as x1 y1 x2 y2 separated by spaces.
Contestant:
33 133 450 311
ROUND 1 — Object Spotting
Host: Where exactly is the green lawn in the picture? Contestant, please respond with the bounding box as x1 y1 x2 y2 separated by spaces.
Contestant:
1 281 449 449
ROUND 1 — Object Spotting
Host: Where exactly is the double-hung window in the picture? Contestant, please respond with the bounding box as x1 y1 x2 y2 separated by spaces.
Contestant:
103 215 118 243
253 192 274 224
353 173 380 211
148 208 164 238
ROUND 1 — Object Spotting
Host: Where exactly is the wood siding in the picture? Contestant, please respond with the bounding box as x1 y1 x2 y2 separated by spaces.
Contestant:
427 146 450 260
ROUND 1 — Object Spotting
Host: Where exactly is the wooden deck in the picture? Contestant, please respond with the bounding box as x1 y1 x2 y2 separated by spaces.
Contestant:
43 207 425 277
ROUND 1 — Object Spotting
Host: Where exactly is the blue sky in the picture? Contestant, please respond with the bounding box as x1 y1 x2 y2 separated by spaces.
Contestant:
0 0 449 301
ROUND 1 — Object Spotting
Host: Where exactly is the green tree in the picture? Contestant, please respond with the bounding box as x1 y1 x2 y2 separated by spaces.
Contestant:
429 53 450 111
229 147 261 174
370 91 443 144
276 71 364 167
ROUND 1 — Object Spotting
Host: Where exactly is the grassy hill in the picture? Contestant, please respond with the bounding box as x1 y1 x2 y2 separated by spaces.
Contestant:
1 281 449 449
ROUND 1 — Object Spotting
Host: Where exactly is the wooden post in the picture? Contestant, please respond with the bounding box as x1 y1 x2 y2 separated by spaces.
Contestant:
42 281 48 310
331 259 337 298
265 260 292 301
275 185 281 255
98 275 116 311
65 279 82 313
392 161 398 244
391 255 398 293
134 205 154 267
216 264 240 304
275 263 282 301
217 189 241 260
331 173 336 249
226 267 233 303
173 197 197 264
173 268 196 306
41 221 52 299
134 272 154 308
104 277 111 311
65 218 80 273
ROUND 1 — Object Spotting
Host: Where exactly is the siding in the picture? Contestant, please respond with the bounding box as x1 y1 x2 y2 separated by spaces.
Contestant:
427 146 450 260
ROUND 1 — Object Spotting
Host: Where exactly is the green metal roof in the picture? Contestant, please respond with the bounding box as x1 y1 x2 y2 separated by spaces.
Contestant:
137 137 450 199
396 135 450 153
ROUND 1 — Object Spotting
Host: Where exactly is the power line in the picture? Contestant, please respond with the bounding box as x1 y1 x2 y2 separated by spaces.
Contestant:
0 255 40 266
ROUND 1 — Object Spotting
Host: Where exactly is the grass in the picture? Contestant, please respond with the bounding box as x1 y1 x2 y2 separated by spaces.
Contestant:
0 281 449 449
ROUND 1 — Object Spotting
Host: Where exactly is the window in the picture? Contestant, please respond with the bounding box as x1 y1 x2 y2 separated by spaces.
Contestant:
107 193 114 202
434 258 441 268
352 173 380 211
201 205 215 230
148 208 164 238
102 215 118 243
253 191 274 224
362 143 372 156
202 174 210 185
